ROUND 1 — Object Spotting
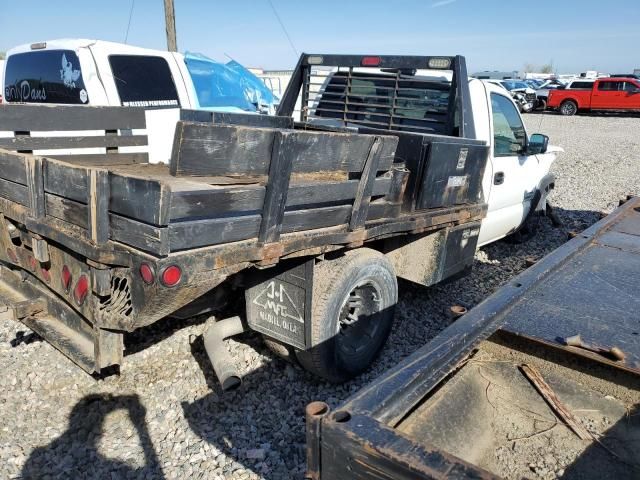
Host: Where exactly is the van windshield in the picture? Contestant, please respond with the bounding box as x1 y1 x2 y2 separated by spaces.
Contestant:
4 50 89 104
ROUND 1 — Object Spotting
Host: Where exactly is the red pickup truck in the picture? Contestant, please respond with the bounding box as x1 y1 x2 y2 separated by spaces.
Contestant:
548 77 640 115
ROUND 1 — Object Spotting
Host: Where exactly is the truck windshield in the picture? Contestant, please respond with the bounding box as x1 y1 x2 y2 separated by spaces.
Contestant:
184 52 276 112
4 50 89 104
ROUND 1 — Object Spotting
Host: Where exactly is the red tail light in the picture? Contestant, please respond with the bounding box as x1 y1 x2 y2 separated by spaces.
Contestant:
361 56 381 67
160 265 182 287
62 265 72 292
139 263 155 285
28 256 37 272
73 275 89 305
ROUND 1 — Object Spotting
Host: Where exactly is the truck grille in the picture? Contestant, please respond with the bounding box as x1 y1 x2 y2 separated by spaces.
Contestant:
526 93 536 103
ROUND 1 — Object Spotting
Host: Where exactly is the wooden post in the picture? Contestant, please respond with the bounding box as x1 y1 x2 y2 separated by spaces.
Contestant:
163 0 178 52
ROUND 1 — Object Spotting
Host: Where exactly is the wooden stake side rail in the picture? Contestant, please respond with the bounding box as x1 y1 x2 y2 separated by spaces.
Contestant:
0 104 489 264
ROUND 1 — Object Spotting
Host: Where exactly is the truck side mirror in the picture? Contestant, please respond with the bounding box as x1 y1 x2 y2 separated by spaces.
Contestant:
528 133 549 155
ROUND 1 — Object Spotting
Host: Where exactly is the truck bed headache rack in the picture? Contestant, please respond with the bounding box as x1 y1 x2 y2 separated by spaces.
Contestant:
278 54 476 138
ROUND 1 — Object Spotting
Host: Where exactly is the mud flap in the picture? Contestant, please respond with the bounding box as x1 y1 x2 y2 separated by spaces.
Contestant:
245 258 314 350
384 222 481 287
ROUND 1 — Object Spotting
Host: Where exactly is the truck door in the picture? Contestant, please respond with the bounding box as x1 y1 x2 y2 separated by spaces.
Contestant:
478 92 540 246
591 80 625 109
623 80 640 109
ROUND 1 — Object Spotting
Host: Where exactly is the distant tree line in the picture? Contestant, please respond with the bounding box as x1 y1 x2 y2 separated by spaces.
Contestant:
524 61 554 74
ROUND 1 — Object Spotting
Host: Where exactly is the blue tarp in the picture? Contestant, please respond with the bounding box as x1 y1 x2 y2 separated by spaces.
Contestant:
184 52 278 113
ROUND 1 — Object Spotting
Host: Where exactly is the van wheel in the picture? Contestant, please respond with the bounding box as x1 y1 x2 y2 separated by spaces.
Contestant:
296 249 397 383
560 100 578 116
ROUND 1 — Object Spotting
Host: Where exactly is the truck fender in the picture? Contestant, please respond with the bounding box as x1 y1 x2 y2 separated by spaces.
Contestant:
534 173 556 212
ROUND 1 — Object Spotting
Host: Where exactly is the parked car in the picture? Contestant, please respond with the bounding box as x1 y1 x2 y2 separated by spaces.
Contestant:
548 77 640 115
2 39 277 162
485 79 536 112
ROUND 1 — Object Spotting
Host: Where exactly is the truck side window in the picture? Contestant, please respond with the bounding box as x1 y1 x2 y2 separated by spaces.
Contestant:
491 93 526 157
4 50 89 104
108 55 180 107
598 81 623 91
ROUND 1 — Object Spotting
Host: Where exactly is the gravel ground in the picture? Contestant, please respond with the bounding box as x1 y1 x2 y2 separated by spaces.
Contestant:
1 113 639 480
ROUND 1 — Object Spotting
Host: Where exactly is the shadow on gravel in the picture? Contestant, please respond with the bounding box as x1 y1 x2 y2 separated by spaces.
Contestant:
21 394 164 480
562 404 640 480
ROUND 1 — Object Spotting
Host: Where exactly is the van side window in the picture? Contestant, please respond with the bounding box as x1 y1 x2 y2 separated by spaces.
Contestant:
108 55 180 107
4 50 89 104
491 93 527 157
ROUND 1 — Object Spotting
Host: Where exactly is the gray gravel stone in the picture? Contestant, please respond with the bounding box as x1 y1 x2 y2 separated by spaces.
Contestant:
1 113 639 479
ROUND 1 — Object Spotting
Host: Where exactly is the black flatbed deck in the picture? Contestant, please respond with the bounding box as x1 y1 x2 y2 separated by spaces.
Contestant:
306 197 640 480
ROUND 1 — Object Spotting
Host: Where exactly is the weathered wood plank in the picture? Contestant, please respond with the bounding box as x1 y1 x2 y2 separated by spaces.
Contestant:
259 131 294 243
26 156 45 219
110 215 169 256
181 110 294 129
0 177 29 205
282 205 352 234
45 194 88 228
88 169 110 244
45 153 148 165
43 159 88 202
170 123 398 177
108 173 170 226
0 104 146 131
0 150 28 184
167 177 392 222
170 123 273 176
349 138 382 230
168 215 262 251
0 135 148 150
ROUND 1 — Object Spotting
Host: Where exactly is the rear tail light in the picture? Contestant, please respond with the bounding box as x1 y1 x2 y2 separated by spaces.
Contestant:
62 265 72 292
361 56 381 67
139 263 155 285
73 275 89 305
160 265 182 287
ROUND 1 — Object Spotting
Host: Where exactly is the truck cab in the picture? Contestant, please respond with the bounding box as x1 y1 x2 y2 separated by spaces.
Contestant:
291 62 560 246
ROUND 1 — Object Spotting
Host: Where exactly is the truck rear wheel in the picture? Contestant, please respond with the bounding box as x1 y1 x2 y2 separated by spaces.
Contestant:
296 249 397 383
560 100 578 116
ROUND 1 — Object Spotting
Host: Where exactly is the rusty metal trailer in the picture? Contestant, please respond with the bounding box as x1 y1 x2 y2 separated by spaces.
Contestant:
306 196 640 479
0 54 492 385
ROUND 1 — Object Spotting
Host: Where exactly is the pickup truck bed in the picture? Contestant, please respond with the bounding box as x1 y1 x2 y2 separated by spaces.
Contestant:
0 56 489 375
306 197 640 479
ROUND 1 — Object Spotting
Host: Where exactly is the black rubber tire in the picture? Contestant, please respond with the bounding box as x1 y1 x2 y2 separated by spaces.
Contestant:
560 100 578 116
296 248 397 383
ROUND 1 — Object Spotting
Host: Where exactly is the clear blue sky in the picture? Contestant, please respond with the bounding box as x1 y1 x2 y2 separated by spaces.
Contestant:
1 0 638 74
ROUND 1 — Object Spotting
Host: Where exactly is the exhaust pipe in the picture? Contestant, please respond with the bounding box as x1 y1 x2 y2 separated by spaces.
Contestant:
203 316 245 391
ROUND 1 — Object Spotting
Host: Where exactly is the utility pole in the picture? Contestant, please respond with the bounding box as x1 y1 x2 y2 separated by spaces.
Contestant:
163 0 177 52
